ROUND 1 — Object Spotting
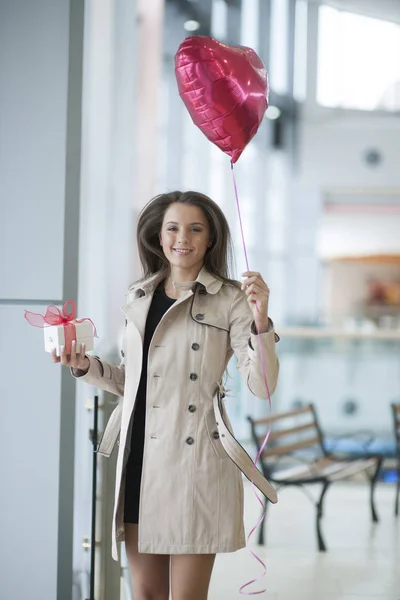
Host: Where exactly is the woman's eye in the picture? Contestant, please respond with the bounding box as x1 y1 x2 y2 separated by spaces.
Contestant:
166 226 202 233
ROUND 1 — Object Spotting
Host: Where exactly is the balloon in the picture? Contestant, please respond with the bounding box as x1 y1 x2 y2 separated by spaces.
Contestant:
174 36 269 163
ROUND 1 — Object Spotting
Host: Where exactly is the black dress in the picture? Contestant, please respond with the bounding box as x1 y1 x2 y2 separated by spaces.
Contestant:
124 287 176 524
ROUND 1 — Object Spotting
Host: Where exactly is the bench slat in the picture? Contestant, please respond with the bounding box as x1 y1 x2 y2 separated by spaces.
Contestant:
273 458 348 481
263 435 321 457
328 458 377 481
251 404 313 426
262 422 316 444
272 457 377 483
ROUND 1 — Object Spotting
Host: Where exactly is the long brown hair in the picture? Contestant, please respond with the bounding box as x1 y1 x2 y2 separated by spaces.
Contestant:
136 190 237 285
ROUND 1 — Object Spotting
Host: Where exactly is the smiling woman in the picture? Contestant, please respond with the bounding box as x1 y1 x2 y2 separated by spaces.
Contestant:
160 204 212 297
136 190 236 287
53 188 279 600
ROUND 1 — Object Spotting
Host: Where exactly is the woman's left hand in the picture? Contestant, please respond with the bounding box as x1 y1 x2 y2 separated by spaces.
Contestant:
241 271 270 334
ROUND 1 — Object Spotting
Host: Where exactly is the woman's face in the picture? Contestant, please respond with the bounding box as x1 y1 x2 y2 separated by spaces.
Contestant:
160 203 211 273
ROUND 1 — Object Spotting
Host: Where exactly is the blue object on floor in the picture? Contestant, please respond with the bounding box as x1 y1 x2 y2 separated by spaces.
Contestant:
324 436 396 458
380 469 398 484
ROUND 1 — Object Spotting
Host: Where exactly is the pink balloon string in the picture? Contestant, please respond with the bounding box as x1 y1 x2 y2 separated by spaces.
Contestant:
231 161 273 596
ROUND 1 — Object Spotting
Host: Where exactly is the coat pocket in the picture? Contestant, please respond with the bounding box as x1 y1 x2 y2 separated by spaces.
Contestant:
205 409 228 460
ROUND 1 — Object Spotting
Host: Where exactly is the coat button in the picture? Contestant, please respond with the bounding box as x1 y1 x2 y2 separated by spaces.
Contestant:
199 288 207 295
186 437 194 445
212 431 220 440
120 349 125 358
188 405 196 413
190 373 198 381
195 313 205 321
191 343 200 351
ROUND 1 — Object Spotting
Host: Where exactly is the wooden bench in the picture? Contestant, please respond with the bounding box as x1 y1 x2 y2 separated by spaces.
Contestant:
247 404 383 551
391 403 400 516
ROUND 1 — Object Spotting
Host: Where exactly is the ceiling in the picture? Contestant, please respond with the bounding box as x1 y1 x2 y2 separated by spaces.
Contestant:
164 0 400 63
168 0 400 26
307 0 400 24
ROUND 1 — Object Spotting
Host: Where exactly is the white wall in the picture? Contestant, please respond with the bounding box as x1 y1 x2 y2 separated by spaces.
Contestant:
289 108 400 324
286 2 400 326
271 3 400 438
0 305 62 598
298 110 400 188
0 2 84 599
0 0 68 301
288 109 400 325
318 210 400 258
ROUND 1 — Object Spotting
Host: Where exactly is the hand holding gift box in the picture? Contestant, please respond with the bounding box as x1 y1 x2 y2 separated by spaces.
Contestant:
24 300 97 356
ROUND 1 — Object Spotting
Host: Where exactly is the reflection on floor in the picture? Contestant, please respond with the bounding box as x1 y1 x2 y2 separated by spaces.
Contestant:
210 481 399 600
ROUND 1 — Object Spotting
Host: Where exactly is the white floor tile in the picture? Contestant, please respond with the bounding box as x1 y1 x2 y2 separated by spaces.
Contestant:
208 481 400 600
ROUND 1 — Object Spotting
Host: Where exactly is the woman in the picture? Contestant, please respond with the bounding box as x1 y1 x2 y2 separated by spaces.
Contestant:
52 191 279 600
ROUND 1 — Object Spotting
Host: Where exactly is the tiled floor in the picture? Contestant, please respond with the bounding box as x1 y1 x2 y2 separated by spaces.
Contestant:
209 481 399 599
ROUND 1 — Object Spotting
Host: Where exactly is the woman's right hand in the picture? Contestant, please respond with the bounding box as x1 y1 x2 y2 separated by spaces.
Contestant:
51 340 90 373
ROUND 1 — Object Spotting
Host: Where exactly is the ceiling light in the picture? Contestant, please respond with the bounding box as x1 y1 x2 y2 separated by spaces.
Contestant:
184 20 201 32
265 106 281 120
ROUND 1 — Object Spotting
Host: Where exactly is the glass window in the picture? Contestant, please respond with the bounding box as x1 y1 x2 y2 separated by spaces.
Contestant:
240 0 259 52
317 5 400 111
269 0 290 95
293 0 308 102
211 0 228 41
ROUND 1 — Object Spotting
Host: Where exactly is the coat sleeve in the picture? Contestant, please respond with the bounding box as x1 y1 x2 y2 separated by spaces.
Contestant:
228 287 279 399
71 355 125 397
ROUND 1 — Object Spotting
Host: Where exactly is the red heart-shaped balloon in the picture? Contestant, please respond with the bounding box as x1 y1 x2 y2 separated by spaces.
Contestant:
175 36 269 163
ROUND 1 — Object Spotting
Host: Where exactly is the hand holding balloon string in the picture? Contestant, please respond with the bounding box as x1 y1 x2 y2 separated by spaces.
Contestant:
241 271 270 334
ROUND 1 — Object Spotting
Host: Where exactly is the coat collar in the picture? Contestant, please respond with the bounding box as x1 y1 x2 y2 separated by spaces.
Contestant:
131 266 224 297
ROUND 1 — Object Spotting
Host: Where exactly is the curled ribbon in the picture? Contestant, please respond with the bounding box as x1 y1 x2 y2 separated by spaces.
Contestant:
24 300 97 353
231 162 272 596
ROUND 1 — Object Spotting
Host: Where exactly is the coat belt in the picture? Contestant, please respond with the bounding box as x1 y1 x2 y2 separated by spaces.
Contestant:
97 402 123 457
97 390 278 504
96 384 226 459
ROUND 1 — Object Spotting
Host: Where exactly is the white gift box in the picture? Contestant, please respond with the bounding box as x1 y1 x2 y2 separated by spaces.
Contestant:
44 321 94 356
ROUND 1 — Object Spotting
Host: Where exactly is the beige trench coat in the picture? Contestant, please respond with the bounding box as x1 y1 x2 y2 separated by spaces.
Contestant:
74 268 279 559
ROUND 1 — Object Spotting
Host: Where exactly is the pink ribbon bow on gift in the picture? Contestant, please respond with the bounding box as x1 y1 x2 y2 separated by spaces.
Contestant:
24 300 97 353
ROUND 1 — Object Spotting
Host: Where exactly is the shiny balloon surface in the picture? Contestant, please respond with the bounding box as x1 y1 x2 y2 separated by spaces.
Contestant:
175 36 269 163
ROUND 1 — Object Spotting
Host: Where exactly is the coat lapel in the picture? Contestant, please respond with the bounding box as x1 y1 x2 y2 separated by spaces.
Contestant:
121 287 194 342
121 293 153 343
119 266 224 341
